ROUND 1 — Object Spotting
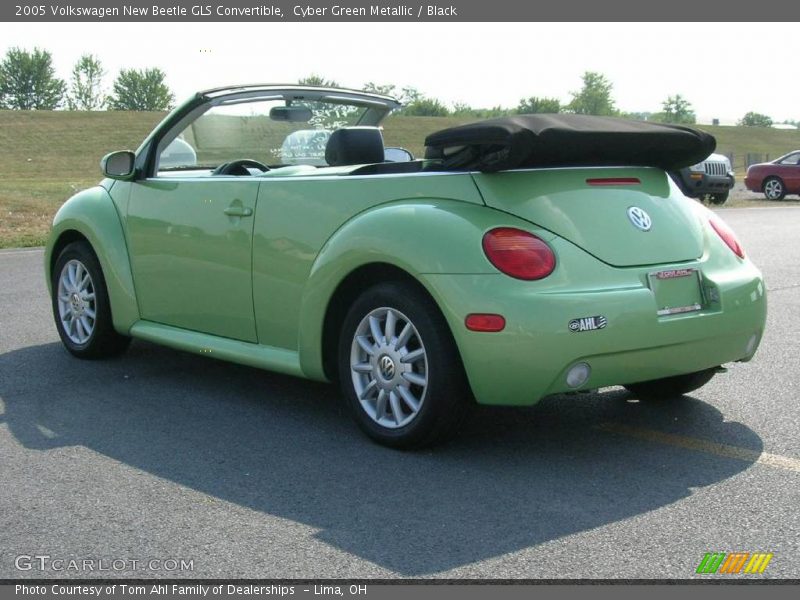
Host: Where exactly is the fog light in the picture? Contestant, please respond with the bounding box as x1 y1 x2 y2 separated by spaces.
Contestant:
566 362 591 388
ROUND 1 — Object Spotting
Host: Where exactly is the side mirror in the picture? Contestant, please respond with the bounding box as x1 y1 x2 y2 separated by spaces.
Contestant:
384 147 414 163
101 151 135 179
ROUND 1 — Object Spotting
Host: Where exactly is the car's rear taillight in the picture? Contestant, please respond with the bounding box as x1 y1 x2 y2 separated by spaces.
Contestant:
709 216 745 258
482 227 556 280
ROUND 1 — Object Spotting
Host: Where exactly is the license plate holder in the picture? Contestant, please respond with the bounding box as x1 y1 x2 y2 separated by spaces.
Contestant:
648 268 704 316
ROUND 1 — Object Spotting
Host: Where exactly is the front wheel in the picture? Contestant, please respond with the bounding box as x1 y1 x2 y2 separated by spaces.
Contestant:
763 177 786 200
338 281 470 449
624 368 717 401
51 241 131 359
707 191 729 205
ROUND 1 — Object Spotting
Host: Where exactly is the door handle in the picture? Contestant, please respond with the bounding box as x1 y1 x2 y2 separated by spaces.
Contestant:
224 205 253 217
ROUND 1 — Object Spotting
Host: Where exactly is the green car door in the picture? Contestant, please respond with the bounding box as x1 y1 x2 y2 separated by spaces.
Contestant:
126 177 259 342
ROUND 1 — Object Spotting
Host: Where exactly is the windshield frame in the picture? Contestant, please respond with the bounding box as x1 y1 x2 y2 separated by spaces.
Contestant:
133 86 401 179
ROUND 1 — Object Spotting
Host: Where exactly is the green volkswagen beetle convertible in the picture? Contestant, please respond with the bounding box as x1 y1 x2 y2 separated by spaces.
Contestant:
45 85 767 448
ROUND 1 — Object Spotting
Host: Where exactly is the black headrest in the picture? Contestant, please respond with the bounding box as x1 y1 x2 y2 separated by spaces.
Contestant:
325 127 385 166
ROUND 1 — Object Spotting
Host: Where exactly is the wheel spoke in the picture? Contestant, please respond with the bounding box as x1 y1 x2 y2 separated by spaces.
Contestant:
82 292 95 301
84 307 96 320
369 315 384 345
394 323 413 350
75 317 86 340
375 389 388 421
400 348 425 364
75 263 85 287
79 316 92 337
356 335 376 356
402 371 427 387
397 385 420 412
67 263 77 288
352 362 372 373
389 391 404 426
384 310 397 344
359 379 377 400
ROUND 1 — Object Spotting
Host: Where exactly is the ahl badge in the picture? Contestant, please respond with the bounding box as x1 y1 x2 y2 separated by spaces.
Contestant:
568 315 608 333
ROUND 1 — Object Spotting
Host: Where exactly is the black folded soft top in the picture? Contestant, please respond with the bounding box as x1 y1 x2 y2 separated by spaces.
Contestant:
423 114 716 173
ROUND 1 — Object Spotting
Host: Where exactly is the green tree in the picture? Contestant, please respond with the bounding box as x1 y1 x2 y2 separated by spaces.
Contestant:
67 54 105 110
659 94 696 124
516 96 561 114
567 71 617 116
362 82 397 97
107 68 174 111
738 111 773 127
298 74 340 88
399 86 423 105
0 47 66 109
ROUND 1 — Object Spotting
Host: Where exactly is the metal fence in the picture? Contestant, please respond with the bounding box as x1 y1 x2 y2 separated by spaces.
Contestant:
715 152 772 173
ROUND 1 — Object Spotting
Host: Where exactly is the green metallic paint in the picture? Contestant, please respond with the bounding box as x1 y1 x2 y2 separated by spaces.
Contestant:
126 177 260 342
293 194 555 380
129 320 303 378
251 172 490 356
45 185 140 334
423 234 766 405
423 194 766 405
473 167 704 267
46 140 766 407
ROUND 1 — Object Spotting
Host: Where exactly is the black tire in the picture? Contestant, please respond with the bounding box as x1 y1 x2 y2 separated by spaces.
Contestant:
337 281 471 449
708 191 729 205
763 177 786 200
624 368 717 401
51 241 131 359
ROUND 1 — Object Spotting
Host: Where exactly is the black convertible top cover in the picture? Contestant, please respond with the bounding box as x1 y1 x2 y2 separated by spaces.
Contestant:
423 114 716 172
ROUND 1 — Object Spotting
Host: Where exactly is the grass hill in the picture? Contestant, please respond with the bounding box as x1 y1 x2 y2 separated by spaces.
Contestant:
2 110 800 248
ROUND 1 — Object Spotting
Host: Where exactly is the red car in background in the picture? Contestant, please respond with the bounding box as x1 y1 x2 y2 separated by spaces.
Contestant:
745 150 800 200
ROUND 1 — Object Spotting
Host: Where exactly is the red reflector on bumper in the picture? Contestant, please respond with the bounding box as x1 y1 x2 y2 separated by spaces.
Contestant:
465 314 506 332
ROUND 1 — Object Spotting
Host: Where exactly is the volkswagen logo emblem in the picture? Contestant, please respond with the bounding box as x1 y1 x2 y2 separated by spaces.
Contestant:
627 206 652 232
378 355 396 380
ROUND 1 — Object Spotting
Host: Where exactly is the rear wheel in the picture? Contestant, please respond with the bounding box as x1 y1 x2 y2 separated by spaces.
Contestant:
624 369 717 401
763 177 786 200
337 281 470 449
51 241 131 359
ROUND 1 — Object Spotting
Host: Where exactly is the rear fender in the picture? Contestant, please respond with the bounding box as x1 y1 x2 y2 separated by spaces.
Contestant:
296 199 553 379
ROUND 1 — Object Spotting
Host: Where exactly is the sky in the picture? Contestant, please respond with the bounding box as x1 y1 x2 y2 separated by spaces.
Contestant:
0 22 794 125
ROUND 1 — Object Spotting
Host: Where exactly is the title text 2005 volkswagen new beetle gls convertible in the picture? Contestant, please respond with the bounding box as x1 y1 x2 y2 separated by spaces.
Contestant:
45 85 767 448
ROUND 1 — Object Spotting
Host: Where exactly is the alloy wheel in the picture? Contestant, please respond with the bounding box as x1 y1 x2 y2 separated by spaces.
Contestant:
349 307 428 428
764 179 784 200
57 259 96 345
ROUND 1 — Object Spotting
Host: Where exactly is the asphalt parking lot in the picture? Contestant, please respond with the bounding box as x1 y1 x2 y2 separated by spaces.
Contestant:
1 207 798 580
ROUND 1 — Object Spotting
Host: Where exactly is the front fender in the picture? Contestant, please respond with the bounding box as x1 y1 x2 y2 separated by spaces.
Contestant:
296 199 554 379
45 186 140 334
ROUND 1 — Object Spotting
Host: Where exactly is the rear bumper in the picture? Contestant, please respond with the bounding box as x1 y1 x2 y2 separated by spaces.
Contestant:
422 239 766 406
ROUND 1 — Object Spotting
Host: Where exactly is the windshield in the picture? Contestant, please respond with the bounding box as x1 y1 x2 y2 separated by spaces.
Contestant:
157 97 373 171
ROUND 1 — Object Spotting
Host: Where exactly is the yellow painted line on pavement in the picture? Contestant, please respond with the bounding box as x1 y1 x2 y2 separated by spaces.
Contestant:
597 422 800 473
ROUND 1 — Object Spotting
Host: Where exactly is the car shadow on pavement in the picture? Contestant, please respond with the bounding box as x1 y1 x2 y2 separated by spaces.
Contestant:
0 340 763 576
